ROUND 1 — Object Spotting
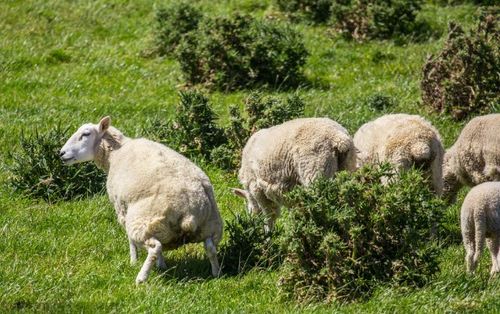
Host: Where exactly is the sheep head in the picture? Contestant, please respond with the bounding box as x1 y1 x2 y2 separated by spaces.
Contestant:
59 116 110 165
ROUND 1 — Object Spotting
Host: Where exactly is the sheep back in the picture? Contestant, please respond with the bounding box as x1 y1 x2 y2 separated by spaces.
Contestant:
444 114 500 194
239 117 356 206
354 114 444 193
106 138 222 248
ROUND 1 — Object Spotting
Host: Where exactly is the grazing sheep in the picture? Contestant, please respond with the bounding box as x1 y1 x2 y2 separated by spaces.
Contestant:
461 181 500 275
353 114 444 195
60 117 222 283
233 117 356 231
443 114 500 202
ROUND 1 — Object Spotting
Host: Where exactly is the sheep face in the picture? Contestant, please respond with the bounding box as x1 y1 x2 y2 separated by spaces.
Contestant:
60 116 110 165
232 188 261 215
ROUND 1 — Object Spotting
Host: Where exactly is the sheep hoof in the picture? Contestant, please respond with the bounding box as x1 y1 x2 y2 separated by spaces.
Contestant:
135 275 147 285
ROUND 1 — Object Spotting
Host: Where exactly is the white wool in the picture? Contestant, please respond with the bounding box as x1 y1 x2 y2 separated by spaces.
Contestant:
353 113 444 195
235 117 356 230
460 181 500 275
61 117 222 283
443 114 500 202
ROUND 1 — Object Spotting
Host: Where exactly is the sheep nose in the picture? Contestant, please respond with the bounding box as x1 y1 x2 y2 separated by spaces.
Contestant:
59 150 66 157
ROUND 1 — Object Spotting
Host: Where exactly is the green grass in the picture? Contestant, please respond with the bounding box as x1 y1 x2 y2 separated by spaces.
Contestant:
0 0 498 312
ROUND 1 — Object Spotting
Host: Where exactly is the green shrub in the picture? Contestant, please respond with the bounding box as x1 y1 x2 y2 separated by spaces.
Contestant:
219 211 283 275
279 164 444 302
365 93 397 111
154 2 202 56
143 91 226 160
5 126 106 202
143 91 305 171
432 0 497 6
175 14 308 90
421 12 499 120
276 0 334 23
331 0 429 41
211 93 305 170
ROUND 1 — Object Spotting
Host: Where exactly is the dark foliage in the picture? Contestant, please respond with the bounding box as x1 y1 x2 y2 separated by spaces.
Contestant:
154 2 202 56
365 93 397 111
175 14 308 90
6 126 106 202
279 164 444 302
219 211 283 275
143 91 226 160
276 0 334 23
421 12 499 120
331 0 428 41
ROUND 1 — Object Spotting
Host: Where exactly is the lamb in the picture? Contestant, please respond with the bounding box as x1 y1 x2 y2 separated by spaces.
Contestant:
461 181 500 275
443 114 500 202
59 117 222 283
232 117 356 231
353 114 444 195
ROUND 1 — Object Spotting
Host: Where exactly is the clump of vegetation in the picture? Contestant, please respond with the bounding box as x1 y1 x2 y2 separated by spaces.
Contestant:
175 14 308 90
421 13 499 120
211 93 305 170
276 0 334 23
331 0 429 41
143 91 226 160
219 211 283 275
433 0 497 6
365 93 397 111
279 164 444 303
275 0 431 41
5 127 106 202
144 91 305 171
154 2 202 56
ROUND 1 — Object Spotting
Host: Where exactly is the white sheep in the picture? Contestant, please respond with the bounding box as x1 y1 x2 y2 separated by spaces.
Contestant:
443 114 500 202
232 117 356 231
461 181 500 275
60 117 223 283
353 114 444 195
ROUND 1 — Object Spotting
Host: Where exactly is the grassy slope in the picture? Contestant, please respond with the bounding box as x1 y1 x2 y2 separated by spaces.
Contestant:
0 0 498 312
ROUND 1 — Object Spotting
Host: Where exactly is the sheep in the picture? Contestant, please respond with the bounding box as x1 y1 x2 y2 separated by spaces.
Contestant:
461 181 500 275
232 117 357 231
353 114 444 195
443 114 500 203
59 116 223 283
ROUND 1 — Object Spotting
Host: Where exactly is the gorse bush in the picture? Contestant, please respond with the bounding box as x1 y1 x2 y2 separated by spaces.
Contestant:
143 91 305 171
331 0 428 41
279 164 444 303
276 0 334 23
143 91 226 160
421 12 499 120
154 2 202 56
365 93 397 111
6 126 106 202
175 14 308 90
219 211 283 275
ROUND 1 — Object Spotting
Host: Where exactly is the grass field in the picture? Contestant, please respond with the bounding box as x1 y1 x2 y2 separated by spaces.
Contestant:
1 0 499 312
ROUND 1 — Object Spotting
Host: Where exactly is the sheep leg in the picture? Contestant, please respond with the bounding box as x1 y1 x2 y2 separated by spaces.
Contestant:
486 237 500 275
129 238 138 265
136 238 162 284
472 217 486 273
156 253 167 271
462 221 475 273
204 237 220 277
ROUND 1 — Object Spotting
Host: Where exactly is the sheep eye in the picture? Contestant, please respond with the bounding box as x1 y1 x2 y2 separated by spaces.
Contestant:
80 132 91 140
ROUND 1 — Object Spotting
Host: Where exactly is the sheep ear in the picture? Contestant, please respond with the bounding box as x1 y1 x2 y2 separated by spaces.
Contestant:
98 116 111 133
231 188 248 199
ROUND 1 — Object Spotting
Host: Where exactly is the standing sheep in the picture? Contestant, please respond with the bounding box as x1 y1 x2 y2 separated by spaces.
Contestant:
461 181 500 275
443 114 500 202
59 117 223 283
232 117 357 231
353 114 444 195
